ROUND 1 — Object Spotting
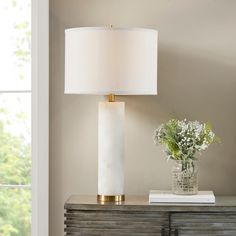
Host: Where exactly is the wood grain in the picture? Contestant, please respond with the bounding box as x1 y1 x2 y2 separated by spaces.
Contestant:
64 195 236 236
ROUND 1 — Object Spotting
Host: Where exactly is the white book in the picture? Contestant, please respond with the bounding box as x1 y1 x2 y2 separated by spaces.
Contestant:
149 190 215 204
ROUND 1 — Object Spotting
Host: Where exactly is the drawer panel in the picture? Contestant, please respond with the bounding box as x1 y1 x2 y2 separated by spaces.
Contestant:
65 210 168 235
171 212 236 236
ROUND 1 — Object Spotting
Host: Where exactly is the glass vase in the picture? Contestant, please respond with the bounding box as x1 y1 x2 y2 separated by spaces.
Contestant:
172 160 198 195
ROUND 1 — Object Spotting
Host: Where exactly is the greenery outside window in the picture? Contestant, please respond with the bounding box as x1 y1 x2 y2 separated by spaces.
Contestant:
0 0 31 235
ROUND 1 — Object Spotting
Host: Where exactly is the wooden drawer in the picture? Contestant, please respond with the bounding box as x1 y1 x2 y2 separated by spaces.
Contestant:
65 209 169 236
171 212 236 236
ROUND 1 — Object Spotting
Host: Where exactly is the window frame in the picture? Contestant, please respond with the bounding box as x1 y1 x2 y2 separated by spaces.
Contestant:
32 0 49 235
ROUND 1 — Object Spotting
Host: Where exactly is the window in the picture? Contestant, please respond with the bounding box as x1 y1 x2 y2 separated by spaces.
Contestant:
0 0 31 235
0 0 49 235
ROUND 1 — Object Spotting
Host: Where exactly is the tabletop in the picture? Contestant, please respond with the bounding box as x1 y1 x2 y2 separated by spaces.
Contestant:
65 195 236 212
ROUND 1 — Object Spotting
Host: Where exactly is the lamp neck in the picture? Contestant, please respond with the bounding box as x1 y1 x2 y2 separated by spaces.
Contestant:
108 94 115 102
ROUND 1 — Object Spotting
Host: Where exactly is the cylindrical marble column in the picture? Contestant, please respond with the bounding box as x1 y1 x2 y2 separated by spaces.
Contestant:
98 102 125 201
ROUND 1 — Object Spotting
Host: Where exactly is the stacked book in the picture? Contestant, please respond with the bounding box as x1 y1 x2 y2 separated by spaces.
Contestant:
149 190 215 204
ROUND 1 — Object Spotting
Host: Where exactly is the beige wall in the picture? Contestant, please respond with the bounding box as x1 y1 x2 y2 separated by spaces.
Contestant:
49 0 236 235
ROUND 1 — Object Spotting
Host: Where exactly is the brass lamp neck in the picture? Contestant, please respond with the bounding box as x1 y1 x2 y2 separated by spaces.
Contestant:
108 94 115 102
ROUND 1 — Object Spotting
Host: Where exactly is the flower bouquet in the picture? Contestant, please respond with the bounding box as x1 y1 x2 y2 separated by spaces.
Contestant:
153 119 218 194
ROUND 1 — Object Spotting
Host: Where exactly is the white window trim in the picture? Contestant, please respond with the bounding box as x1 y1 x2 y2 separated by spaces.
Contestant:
32 0 49 235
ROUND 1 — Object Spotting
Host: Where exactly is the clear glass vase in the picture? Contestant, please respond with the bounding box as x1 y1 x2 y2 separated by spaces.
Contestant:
172 160 198 195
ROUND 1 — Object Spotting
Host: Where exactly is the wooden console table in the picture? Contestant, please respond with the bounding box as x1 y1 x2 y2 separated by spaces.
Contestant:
64 195 236 236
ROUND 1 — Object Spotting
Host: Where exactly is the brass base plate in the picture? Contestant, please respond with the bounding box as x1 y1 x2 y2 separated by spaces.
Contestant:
97 194 125 202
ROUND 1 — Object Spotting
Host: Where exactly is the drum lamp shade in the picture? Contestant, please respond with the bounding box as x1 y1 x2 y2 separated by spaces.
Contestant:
65 27 158 95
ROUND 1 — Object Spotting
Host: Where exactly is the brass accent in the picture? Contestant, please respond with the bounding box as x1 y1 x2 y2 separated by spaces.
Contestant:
97 194 125 202
108 94 115 102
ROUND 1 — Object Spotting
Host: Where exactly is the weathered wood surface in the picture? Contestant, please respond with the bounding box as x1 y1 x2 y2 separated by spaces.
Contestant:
64 195 236 236
65 210 169 236
65 195 236 212
171 212 236 235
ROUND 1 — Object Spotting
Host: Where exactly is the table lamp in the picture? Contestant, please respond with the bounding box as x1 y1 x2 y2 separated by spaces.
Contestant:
65 27 158 202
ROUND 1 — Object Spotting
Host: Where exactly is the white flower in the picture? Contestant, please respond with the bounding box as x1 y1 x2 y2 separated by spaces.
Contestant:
153 118 217 161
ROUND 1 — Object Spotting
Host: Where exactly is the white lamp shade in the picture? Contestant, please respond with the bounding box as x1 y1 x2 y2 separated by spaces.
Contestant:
65 27 158 95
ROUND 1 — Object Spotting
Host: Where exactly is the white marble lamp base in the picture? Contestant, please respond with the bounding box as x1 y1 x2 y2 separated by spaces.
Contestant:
98 101 125 202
